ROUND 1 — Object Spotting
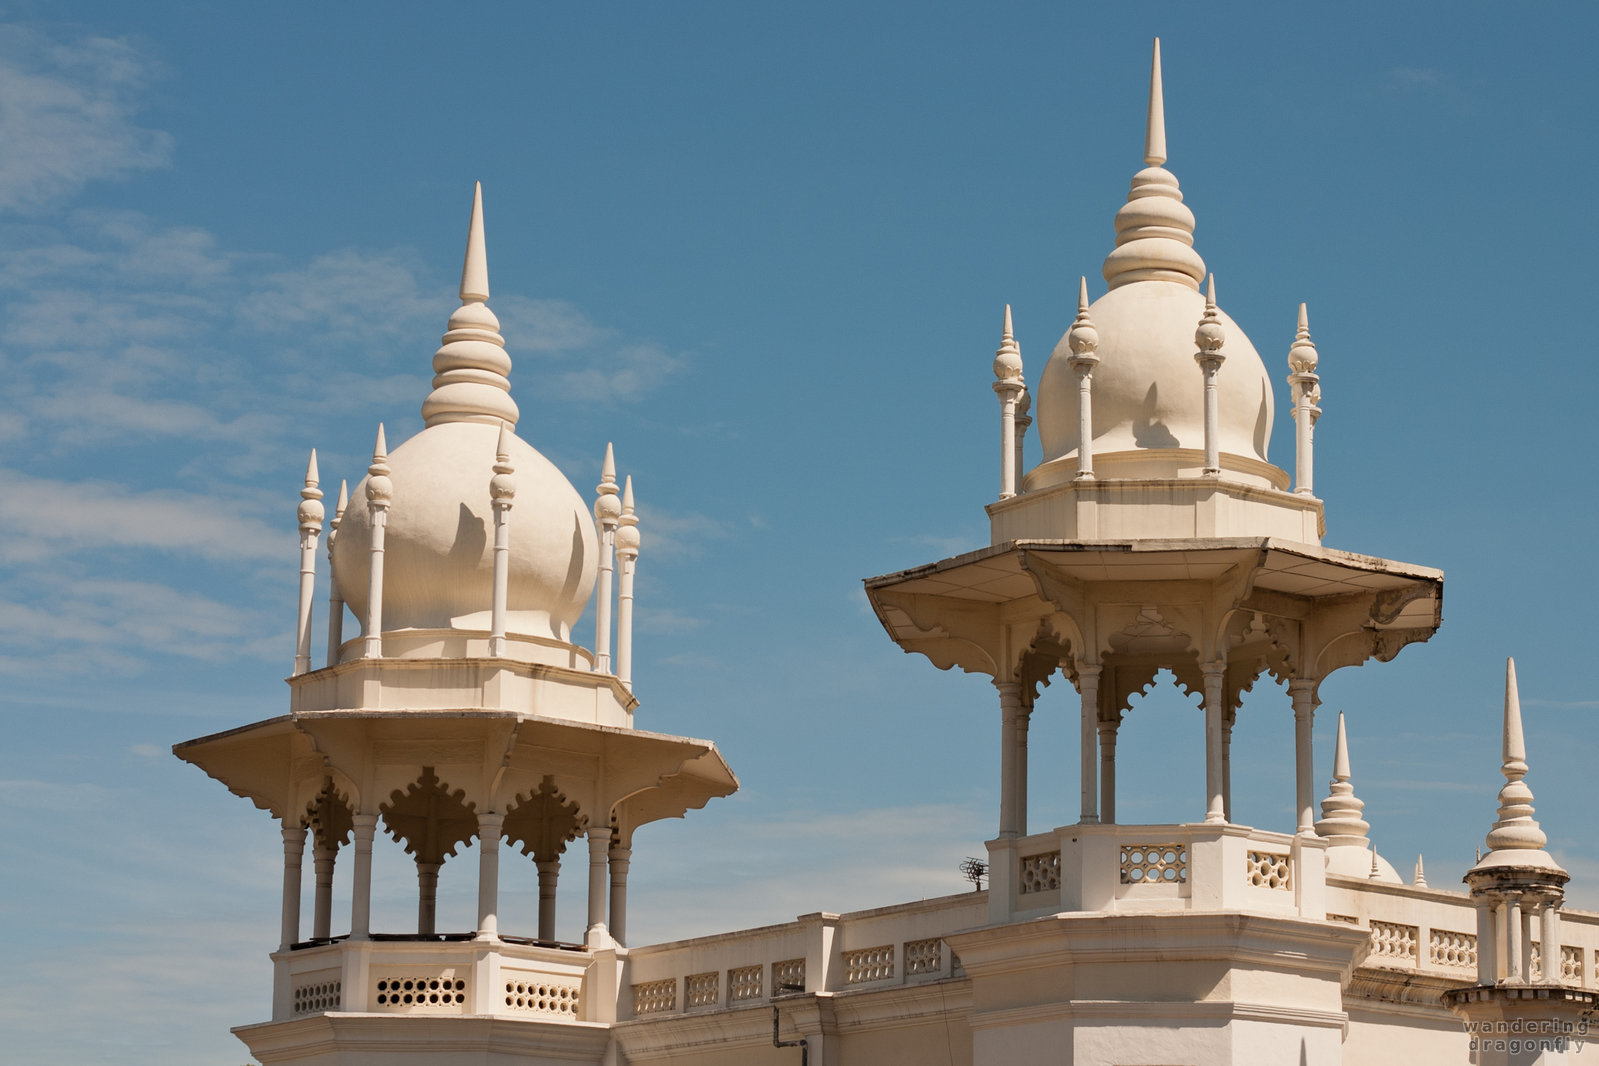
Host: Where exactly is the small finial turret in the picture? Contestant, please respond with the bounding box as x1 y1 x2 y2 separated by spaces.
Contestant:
366 425 392 505
1314 711 1372 847
1195 274 1225 355
490 421 517 504
617 476 639 552
298 450 325 531
333 480 349 527
1414 854 1428 888
1288 302 1321 496
1067 277 1100 358
1288 302 1318 374
422 183 519 428
594 443 621 673
993 304 1023 382
1145 37 1166 167
1480 658 1556 862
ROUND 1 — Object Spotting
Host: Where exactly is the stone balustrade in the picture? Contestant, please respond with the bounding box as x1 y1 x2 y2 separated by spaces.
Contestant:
988 822 1327 923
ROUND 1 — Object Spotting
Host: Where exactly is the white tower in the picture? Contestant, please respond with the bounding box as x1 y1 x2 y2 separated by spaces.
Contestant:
867 39 1443 1066
176 184 737 1065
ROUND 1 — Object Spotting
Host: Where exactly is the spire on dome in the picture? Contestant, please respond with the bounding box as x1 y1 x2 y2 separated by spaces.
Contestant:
1103 40 1205 291
421 182 520 429
1313 711 1371 847
1145 37 1166 166
1474 658 1563 872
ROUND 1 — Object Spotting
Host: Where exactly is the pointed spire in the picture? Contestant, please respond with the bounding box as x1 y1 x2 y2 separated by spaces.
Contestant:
1195 274 1225 355
1145 37 1166 166
461 181 489 303
1103 39 1203 291
1067 278 1099 359
1314 711 1371 847
489 421 516 504
993 304 1023 382
333 479 349 527
1413 854 1428 888
1370 843 1381 879
620 475 636 524
298 449 324 529
421 183 518 428
1479 657 1560 868
595 442 622 525
366 424 393 504
1288 302 1319 374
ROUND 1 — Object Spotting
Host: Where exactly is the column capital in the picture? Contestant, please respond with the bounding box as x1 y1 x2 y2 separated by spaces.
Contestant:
281 822 307 846
351 812 378 835
1200 659 1226 680
1076 663 1103 684
476 810 505 833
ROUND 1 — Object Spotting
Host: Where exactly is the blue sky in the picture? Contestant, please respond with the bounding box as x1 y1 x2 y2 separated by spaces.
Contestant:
2 4 1598 1063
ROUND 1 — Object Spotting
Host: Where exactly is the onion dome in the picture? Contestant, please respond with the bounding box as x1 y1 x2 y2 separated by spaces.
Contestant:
1033 40 1280 490
331 185 598 651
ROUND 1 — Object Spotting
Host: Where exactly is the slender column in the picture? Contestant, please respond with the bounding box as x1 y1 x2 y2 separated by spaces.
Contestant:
1476 897 1497 985
536 859 560 942
1078 665 1101 825
993 305 1024 499
1066 278 1100 479
1221 717 1234 823
1098 718 1118 824
594 445 620 672
488 423 516 658
616 477 639 687
1015 695 1031 836
1194 275 1225 477
995 681 1021 837
279 822 306 950
1520 901 1535 983
1287 303 1320 495
312 844 336 940
1202 661 1227 823
417 861 440 936
349 813 378 940
586 825 613 944
363 427 392 659
1505 897 1522 982
476 812 504 939
325 480 347 666
293 451 324 676
608 842 632 947
1013 391 1031 491
1541 900 1562 984
1290 679 1318 834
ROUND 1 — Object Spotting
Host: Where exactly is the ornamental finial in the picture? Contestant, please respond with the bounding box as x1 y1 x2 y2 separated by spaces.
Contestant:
993 304 1023 382
1288 302 1319 374
422 183 518 428
617 476 640 557
1067 277 1099 359
298 449 324 531
366 424 392 505
1195 274 1225 356
595 442 621 525
1314 711 1371 847
1482 657 1551 856
490 421 517 504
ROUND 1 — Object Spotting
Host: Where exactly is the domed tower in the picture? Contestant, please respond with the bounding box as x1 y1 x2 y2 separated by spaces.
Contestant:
175 185 737 1063
869 41 1443 1066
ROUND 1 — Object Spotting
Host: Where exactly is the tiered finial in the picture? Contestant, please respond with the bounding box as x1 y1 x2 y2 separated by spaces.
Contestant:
993 304 1023 382
292 450 325 677
1481 658 1554 859
299 450 325 531
1413 854 1428 887
326 479 349 666
488 422 516 659
1195 274 1224 354
617 477 639 552
1067 277 1100 358
1288 302 1321 496
1103 39 1204 290
421 183 519 428
1288 303 1319 374
366 425 392 503
490 421 517 504
1145 37 1166 166
1313 711 1372 847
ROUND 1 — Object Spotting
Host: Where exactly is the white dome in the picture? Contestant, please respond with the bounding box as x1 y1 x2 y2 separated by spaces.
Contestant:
1035 280 1276 482
333 421 597 643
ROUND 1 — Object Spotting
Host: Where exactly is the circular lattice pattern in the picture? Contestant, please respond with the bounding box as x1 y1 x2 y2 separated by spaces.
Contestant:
503 980 579 1016
374 977 467 1006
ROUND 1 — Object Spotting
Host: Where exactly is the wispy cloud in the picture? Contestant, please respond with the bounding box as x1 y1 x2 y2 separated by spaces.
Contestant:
635 504 733 560
0 29 172 212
